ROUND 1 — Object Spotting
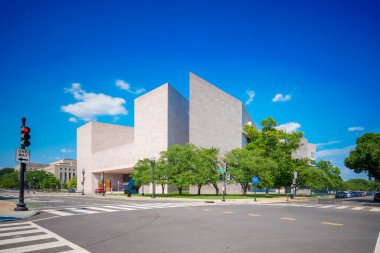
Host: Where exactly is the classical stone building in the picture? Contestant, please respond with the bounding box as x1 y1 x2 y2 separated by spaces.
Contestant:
15 159 77 184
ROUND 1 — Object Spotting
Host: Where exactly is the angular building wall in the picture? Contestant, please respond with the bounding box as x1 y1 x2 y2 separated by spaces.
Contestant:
189 73 253 155
77 83 189 194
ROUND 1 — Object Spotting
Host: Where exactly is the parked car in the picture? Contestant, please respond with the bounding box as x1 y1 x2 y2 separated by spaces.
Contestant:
95 188 106 194
345 191 352 198
374 192 380 202
68 188 76 193
335 191 347 199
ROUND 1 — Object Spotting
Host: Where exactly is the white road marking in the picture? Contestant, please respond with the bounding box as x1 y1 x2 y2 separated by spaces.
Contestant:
319 205 335 208
335 206 349 209
374 232 380 253
0 221 90 253
84 206 118 212
65 208 100 214
102 205 138 210
42 209 75 216
370 208 380 212
351 207 365 211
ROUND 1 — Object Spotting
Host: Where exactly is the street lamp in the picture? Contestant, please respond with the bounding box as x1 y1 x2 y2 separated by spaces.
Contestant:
102 171 105 196
81 169 85 195
151 157 156 198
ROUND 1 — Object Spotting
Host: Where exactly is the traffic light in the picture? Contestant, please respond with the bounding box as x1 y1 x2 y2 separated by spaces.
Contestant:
220 174 224 181
21 126 31 148
227 174 231 181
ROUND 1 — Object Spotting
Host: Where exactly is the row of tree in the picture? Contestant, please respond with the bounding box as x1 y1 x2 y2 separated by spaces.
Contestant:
132 117 379 195
0 168 77 190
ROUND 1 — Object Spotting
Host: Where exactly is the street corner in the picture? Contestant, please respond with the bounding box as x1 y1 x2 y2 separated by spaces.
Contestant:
0 200 39 221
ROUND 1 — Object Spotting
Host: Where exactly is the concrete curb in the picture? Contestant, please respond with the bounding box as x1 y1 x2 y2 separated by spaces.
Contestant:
0 210 39 221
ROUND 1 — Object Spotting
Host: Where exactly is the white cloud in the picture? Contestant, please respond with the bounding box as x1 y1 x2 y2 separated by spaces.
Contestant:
315 145 356 159
245 90 255 105
316 140 341 147
60 149 74 153
61 83 128 121
69 117 78 123
116 80 146 95
275 122 301 133
272 93 292 102
348 126 364 132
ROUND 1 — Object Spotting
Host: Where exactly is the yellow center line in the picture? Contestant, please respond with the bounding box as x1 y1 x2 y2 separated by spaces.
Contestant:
248 213 261 217
224 211 234 214
321 222 344 226
281 217 296 221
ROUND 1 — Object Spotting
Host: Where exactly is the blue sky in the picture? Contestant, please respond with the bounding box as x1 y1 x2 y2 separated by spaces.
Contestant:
1 0 379 180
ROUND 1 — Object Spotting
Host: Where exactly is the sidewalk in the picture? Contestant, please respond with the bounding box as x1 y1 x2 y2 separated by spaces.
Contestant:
0 200 38 221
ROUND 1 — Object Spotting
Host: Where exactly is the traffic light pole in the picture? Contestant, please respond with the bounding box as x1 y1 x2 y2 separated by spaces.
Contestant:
15 118 28 211
222 171 226 202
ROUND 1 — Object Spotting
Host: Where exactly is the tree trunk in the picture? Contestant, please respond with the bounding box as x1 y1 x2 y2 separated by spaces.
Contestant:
241 183 248 195
212 182 219 195
197 185 202 195
278 188 280 194
266 188 269 195
161 184 165 195
178 187 183 196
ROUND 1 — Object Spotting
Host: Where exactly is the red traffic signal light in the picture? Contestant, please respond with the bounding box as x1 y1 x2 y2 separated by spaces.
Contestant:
21 126 31 148
21 127 30 133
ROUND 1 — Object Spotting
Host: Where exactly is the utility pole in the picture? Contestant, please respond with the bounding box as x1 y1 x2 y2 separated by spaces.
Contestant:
151 157 156 198
222 163 227 202
15 117 30 211
102 171 105 196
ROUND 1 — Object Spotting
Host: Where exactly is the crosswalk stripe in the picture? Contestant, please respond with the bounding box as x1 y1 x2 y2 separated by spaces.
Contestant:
116 204 152 209
84 206 118 212
64 208 100 214
351 207 365 211
0 225 32 232
42 210 75 216
370 208 380 212
102 205 138 210
0 233 52 245
0 222 31 228
319 205 335 208
335 206 349 209
0 222 90 253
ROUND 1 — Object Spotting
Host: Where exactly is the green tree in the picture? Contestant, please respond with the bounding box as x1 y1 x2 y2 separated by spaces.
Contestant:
315 160 344 191
244 117 303 190
160 144 198 195
131 158 154 195
68 176 77 189
346 178 373 191
298 167 331 191
192 147 220 195
0 173 19 188
345 133 380 180
0 168 15 177
224 148 277 195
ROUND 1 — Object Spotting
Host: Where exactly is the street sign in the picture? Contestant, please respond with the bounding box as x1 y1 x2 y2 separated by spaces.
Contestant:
252 176 259 185
218 168 226 173
15 149 30 163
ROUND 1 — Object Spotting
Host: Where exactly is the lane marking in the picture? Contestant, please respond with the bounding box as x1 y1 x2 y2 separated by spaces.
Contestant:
374 232 380 253
248 213 261 217
319 205 334 208
351 207 365 211
335 206 349 209
321 222 343 226
370 208 380 212
84 206 118 212
281 217 296 221
42 210 75 216
224 211 234 214
64 208 99 214
203 209 210 212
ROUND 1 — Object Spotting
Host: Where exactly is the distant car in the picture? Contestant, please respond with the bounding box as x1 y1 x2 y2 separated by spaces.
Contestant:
335 191 347 199
374 192 380 202
95 188 106 194
68 188 76 193
345 192 352 198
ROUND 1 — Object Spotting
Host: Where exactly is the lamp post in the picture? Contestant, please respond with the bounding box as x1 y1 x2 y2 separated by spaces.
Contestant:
151 157 156 198
81 169 85 195
102 171 105 196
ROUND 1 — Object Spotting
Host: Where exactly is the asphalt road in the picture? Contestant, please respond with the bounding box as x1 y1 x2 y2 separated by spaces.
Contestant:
1 193 379 253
